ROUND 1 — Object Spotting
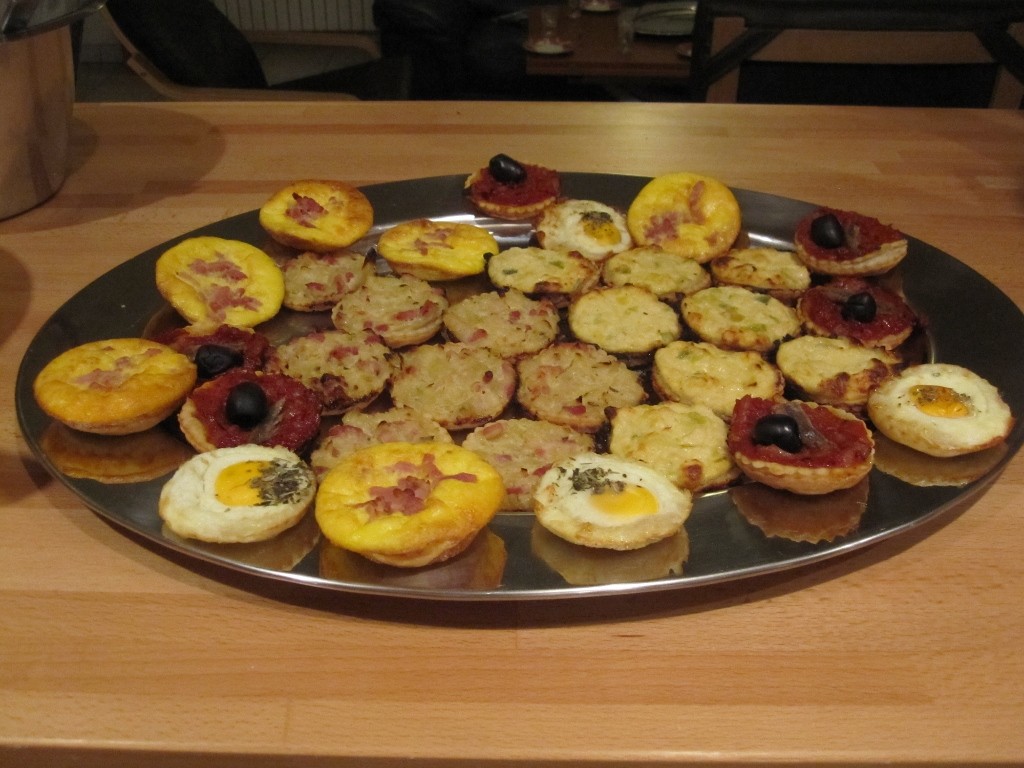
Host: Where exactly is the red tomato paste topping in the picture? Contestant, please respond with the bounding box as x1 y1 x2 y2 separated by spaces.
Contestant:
470 164 560 206
800 277 916 344
728 396 872 468
189 369 321 452
795 207 903 262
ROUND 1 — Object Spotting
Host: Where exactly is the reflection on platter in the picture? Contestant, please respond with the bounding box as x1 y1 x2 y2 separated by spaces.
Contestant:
15 173 1024 601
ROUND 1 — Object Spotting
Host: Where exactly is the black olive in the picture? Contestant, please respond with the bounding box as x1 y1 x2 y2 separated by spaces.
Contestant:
752 414 803 453
841 291 877 323
810 213 846 249
488 153 526 184
225 381 268 429
194 344 243 379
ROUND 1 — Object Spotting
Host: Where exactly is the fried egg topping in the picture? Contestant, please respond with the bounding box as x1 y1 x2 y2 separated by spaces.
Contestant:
533 453 692 551
867 363 1014 458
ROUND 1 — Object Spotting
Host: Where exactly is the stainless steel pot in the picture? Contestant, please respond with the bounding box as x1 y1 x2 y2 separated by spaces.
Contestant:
0 25 75 219
1 1 105 220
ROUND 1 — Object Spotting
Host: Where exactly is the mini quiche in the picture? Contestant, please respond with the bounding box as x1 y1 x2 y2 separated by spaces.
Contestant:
626 172 742 263
315 442 505 568
33 338 196 435
376 218 498 281
155 236 284 328
259 179 374 252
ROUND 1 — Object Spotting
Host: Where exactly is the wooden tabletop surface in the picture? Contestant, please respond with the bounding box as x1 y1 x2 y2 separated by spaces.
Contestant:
2 100 1023 767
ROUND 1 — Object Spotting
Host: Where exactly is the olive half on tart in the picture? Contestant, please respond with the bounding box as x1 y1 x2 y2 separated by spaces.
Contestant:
796 276 918 350
794 207 908 276
728 396 875 495
464 153 561 220
178 369 322 454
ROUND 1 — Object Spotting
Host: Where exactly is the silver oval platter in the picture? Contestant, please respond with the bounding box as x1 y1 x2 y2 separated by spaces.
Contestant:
15 173 1024 600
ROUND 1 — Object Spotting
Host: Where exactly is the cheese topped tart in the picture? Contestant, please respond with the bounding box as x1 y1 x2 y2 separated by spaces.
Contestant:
390 342 517 430
794 207 907 276
601 246 711 304
486 246 600 307
567 285 681 362
315 442 505 568
681 285 801 353
462 418 595 510
159 445 316 544
775 335 900 412
310 406 453 479
33 338 197 435
331 273 448 349
442 289 559 359
464 154 560 220
626 172 742 263
797 276 918 350
259 179 374 252
516 342 646 433
376 218 498 281
535 199 633 262
709 247 811 303
609 402 739 493
280 249 373 312
867 363 1014 457
265 329 395 415
728 396 875 495
533 453 692 551
155 236 285 328
652 340 784 419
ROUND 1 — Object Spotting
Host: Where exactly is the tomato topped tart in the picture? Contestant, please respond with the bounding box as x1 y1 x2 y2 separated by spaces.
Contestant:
728 396 875 495
797 276 918 350
794 207 908 276
464 153 560 220
178 369 322 455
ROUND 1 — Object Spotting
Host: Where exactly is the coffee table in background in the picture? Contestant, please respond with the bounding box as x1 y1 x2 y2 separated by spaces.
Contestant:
525 5 690 86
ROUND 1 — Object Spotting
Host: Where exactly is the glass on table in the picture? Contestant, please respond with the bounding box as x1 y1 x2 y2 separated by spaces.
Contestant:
617 7 638 52
540 5 560 39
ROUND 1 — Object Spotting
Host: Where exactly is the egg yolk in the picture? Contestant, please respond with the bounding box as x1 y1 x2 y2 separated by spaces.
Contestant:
590 484 659 517
581 211 622 245
910 384 973 419
215 460 272 506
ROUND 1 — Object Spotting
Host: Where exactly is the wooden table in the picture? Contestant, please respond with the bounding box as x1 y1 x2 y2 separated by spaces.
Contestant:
525 6 690 80
2 100 1023 767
